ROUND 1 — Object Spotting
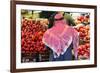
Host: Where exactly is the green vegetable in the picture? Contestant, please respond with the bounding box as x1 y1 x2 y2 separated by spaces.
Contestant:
64 13 75 26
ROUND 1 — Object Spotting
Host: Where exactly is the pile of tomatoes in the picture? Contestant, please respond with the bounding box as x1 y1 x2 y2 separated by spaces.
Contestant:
78 43 90 59
78 25 90 43
21 18 48 53
75 25 90 59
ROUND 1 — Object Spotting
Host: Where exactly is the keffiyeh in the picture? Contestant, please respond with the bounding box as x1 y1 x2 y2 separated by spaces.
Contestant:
42 13 79 59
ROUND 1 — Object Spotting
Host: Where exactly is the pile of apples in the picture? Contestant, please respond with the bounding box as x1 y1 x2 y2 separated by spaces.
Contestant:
75 25 90 43
75 15 90 25
78 43 90 59
21 18 48 53
75 25 90 59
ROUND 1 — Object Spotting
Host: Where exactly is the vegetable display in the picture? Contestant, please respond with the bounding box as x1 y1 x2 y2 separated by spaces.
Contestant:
74 15 90 59
21 18 48 53
21 11 90 62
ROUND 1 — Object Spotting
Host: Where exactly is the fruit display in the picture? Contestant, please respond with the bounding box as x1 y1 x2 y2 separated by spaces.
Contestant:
75 25 90 43
21 18 50 62
74 20 90 59
21 18 48 53
21 10 91 62
74 14 90 25
78 43 90 59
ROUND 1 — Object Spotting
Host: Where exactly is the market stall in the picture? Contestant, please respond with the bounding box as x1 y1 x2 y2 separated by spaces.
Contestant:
21 10 90 62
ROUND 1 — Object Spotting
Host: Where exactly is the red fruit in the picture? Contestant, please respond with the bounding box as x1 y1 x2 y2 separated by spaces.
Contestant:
85 25 90 30
21 19 48 53
85 43 90 49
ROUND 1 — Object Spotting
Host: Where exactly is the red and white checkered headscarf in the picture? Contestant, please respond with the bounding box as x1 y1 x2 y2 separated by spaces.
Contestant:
42 13 79 59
